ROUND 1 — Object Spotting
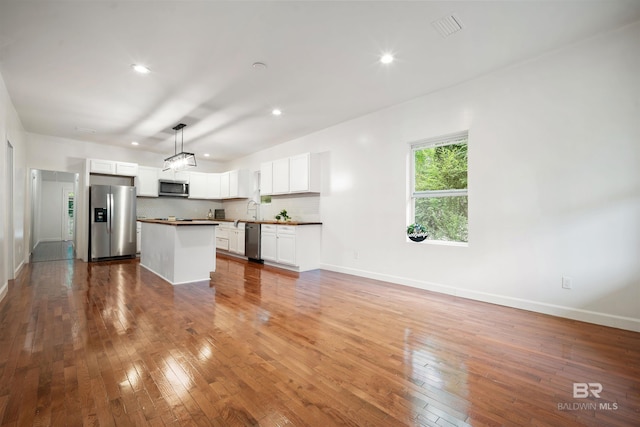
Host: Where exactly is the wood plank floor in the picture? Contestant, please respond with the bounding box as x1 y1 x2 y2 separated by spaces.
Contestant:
0 256 638 426
30 241 75 263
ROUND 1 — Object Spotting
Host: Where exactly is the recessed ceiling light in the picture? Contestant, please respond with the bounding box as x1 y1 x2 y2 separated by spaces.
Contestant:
252 62 267 70
272 109 282 116
131 141 139 146
380 53 394 64
203 153 210 157
131 64 150 74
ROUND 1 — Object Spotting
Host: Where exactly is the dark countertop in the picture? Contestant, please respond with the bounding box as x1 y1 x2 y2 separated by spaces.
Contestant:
137 218 322 226
137 219 219 226
214 219 322 226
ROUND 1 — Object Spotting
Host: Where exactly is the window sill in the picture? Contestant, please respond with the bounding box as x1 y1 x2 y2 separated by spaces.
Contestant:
406 239 468 248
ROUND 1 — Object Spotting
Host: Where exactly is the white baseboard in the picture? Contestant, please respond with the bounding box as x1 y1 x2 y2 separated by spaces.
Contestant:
0 281 7 303
320 263 640 333
14 260 24 277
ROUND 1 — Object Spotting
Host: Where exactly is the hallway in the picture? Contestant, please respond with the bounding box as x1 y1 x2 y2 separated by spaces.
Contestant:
30 241 74 263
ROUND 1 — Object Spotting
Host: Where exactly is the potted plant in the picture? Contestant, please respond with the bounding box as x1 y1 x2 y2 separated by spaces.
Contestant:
275 209 291 222
407 223 428 242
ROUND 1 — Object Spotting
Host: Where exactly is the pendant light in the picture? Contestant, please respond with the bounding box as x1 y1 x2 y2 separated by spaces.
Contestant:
163 123 197 171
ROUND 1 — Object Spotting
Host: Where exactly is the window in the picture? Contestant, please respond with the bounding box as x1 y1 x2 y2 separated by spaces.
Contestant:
410 131 468 243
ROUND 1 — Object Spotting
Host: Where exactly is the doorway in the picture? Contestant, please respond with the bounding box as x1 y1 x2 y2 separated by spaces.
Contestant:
30 170 78 262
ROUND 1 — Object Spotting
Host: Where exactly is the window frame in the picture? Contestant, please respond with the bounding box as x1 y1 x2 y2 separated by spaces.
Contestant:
409 130 469 243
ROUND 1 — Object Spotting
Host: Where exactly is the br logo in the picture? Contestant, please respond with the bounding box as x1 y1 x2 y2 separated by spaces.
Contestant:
573 383 603 398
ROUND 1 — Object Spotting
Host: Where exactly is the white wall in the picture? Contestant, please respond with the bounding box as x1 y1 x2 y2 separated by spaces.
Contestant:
0 71 27 302
227 22 640 331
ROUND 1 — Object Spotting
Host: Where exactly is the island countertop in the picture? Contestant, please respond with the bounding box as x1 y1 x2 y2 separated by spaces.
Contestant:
137 218 322 226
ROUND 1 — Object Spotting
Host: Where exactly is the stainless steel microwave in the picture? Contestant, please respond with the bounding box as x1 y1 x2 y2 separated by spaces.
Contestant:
158 180 189 197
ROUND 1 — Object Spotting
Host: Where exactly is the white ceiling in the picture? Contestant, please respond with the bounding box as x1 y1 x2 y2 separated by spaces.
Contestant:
1 1 639 162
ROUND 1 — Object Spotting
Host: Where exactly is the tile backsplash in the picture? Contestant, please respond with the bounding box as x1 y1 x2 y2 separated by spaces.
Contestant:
137 197 222 219
223 194 321 222
137 194 321 222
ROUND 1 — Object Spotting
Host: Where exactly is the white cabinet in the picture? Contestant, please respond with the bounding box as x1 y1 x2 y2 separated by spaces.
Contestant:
228 170 240 198
209 174 221 199
89 159 138 177
272 158 290 194
136 166 159 197
220 172 230 198
159 169 190 183
188 171 210 199
260 224 321 271
185 170 250 200
289 153 320 193
216 226 230 251
116 162 139 177
260 162 273 195
89 159 115 174
228 224 246 255
261 225 277 262
189 172 228 199
216 222 246 255
220 169 251 199
260 153 320 196
275 225 296 266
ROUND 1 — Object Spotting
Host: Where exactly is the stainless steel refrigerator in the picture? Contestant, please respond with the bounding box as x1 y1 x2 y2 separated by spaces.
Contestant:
90 185 137 261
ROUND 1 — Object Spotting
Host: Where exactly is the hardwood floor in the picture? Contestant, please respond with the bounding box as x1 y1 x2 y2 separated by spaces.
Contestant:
30 241 75 263
0 256 638 426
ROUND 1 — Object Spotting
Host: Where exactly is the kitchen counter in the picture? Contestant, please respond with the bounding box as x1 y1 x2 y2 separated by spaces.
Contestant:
210 218 322 226
138 218 220 226
139 220 217 285
248 220 322 226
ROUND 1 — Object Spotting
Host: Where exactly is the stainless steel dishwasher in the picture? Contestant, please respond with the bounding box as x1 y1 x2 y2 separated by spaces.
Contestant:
245 223 263 262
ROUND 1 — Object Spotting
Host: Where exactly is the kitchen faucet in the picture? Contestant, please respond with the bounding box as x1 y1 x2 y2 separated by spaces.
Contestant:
247 199 260 220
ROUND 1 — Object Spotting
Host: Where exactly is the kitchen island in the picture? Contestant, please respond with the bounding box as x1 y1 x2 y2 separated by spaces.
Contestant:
138 219 218 285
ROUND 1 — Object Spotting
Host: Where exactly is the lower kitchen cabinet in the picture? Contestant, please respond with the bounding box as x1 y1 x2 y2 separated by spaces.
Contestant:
216 230 229 251
261 224 321 271
228 225 245 255
261 228 277 261
275 226 296 266
216 222 245 255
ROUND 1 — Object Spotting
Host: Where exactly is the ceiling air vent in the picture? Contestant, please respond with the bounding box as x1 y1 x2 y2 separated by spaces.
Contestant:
432 14 463 38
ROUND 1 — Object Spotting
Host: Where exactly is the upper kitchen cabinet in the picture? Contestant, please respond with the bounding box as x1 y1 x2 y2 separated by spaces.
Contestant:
136 166 159 197
159 169 190 183
260 162 273 195
189 172 224 199
289 153 320 193
188 171 210 199
89 159 139 177
272 158 290 194
220 172 230 198
260 153 320 196
208 173 222 199
221 169 251 199
188 170 249 200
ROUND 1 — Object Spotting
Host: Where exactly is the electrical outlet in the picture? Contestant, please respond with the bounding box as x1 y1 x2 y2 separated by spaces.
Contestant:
562 276 573 290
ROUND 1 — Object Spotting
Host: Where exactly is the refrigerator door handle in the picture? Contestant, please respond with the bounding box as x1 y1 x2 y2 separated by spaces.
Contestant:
107 193 113 234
